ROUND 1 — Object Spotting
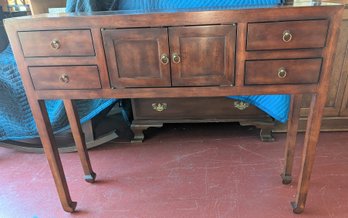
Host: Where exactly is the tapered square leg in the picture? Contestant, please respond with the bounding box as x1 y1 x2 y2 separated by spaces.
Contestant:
30 100 77 212
281 94 302 185
64 100 96 183
292 94 326 214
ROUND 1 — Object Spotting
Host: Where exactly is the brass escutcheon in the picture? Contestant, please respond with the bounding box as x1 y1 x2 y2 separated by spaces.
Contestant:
234 101 250 110
152 103 167 112
50 39 61 49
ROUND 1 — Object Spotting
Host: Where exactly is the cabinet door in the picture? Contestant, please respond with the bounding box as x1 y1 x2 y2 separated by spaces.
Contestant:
102 28 171 88
169 25 236 86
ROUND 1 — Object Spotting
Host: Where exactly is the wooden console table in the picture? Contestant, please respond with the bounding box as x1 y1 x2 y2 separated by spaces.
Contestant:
4 2 344 213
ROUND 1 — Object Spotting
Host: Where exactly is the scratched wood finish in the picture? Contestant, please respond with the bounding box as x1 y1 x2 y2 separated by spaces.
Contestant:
4 2 344 214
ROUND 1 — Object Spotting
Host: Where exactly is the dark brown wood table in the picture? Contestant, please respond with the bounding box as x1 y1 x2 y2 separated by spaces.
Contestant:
4 1 344 213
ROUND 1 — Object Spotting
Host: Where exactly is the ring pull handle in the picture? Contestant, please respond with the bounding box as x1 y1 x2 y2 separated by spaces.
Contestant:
282 30 292 43
278 67 287 78
50 39 61 49
59 73 69 83
172 53 181 64
160 54 169 65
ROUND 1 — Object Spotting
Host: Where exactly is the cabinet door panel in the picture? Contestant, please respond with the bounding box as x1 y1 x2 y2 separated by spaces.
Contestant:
102 28 171 88
169 25 236 86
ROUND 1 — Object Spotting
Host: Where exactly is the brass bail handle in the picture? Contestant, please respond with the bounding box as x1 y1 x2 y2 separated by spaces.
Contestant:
160 54 169 65
234 101 250 111
59 73 69 83
152 103 167 112
278 67 287 78
50 39 61 49
282 30 292 43
172 53 181 64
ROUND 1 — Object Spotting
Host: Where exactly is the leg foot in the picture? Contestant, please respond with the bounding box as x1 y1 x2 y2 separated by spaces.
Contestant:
84 171 97 183
63 201 77 213
281 173 292 184
260 128 275 142
130 123 163 143
291 202 304 214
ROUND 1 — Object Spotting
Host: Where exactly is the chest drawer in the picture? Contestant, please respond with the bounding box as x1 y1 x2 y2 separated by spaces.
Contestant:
245 59 322 85
247 20 329 50
133 97 265 120
29 66 101 90
19 30 95 57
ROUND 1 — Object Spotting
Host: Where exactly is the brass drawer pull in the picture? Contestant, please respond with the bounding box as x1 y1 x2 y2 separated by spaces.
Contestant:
50 39 61 49
59 73 70 83
282 30 292 43
172 53 181 64
278 67 287 78
160 54 169 65
152 103 167 112
234 101 250 110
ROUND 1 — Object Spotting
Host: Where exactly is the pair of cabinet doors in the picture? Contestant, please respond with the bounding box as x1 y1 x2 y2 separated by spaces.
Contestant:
102 25 236 88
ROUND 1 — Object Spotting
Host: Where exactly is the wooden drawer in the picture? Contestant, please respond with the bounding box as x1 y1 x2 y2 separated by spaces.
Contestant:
29 66 101 90
247 20 329 50
19 30 95 57
133 97 266 120
245 59 322 85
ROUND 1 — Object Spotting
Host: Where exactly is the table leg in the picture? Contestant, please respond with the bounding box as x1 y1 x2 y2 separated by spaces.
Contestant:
292 94 325 214
281 94 302 184
30 100 77 212
64 100 96 183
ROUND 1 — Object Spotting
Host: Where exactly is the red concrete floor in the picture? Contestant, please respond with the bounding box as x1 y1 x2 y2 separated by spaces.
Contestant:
1 123 348 218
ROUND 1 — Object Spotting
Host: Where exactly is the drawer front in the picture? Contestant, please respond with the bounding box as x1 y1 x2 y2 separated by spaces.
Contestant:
19 30 95 57
29 66 101 90
247 20 329 50
245 59 322 85
133 97 265 120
